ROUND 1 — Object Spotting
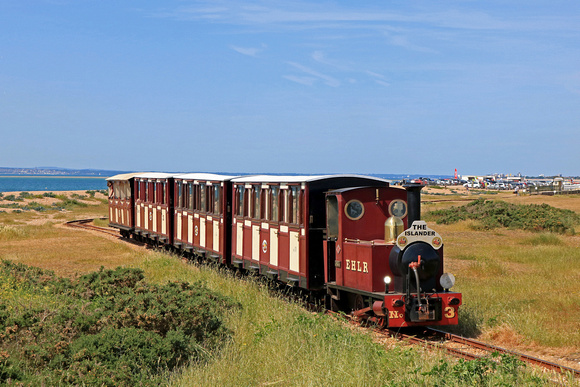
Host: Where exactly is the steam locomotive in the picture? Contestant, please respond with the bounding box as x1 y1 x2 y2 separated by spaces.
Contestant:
107 172 461 328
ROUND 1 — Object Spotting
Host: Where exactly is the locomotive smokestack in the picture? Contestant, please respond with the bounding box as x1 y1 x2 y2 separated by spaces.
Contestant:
404 183 423 225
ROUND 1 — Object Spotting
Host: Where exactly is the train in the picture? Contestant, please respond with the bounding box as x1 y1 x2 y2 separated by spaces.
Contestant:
107 172 461 328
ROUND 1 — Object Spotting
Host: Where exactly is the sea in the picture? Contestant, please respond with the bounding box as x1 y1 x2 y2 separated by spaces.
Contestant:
0 176 108 193
0 173 454 193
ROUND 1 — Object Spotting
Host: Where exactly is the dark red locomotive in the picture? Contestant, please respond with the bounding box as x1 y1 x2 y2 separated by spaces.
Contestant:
107 172 461 328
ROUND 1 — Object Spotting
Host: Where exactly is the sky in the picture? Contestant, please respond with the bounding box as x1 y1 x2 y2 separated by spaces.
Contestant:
1 1 579 177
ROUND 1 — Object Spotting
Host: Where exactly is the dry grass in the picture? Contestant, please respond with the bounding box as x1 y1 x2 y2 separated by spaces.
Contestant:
0 190 578 381
426 191 580 368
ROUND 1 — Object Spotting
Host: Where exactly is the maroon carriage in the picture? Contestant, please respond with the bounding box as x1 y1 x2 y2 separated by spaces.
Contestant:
324 185 462 328
172 173 236 264
133 173 174 245
106 173 141 237
230 175 389 289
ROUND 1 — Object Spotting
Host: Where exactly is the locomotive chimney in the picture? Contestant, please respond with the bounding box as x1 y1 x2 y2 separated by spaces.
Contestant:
404 183 423 225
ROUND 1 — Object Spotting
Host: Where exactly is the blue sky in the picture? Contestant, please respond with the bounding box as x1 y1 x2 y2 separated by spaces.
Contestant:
1 1 579 176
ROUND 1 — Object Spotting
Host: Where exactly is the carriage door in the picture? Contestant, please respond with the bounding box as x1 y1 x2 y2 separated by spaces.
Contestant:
288 186 301 273
325 195 339 282
269 186 280 267
234 186 243 257
251 185 261 263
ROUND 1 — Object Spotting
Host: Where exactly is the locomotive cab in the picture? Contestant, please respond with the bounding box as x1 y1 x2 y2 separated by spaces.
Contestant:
323 184 462 328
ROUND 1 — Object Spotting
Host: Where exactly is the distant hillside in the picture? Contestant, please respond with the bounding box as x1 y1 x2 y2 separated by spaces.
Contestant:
0 167 128 177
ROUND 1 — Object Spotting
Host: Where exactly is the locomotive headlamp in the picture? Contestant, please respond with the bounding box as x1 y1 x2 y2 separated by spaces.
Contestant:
384 276 392 293
440 273 455 291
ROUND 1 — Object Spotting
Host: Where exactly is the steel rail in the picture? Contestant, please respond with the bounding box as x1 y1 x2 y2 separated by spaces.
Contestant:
425 328 580 377
384 328 481 361
65 218 120 237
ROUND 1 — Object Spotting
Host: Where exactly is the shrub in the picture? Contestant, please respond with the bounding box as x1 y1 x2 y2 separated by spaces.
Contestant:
428 198 580 234
18 192 34 199
0 261 239 385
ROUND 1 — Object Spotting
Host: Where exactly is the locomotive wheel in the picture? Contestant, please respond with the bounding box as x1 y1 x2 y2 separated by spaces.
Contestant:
354 294 365 313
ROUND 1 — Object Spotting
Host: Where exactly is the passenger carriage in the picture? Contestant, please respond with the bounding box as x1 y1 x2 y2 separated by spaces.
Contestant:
133 173 174 245
172 173 236 264
106 173 141 237
230 175 388 289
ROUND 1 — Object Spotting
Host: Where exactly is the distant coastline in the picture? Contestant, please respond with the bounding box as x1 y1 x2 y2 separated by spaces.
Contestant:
0 175 106 179
0 167 126 177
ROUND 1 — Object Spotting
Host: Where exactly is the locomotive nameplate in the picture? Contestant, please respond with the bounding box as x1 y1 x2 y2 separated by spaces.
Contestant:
396 221 442 250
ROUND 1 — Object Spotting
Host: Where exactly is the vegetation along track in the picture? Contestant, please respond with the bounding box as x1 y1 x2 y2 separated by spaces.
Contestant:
382 327 580 377
67 218 580 379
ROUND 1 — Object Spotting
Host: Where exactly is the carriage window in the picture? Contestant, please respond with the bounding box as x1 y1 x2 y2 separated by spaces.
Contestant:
200 183 206 212
281 189 287 223
163 182 167 205
113 182 120 199
253 185 261 220
182 182 189 209
205 184 213 214
193 184 199 210
189 183 194 211
263 188 269 220
288 186 300 225
270 187 279 221
177 181 183 208
236 186 245 216
213 184 221 215
125 181 131 199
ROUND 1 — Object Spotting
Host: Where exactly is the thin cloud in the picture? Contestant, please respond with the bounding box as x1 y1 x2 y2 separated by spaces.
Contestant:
287 61 340 87
230 45 265 57
366 71 390 87
283 75 317 86
157 2 579 33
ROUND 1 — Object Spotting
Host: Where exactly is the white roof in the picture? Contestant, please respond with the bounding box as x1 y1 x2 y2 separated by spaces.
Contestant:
174 173 239 182
133 172 175 180
231 174 389 184
106 172 145 181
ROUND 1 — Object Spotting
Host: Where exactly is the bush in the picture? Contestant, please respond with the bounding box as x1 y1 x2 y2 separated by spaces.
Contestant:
0 261 239 385
428 198 580 234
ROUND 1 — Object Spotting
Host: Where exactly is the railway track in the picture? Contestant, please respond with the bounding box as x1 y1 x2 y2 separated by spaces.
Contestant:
65 218 122 238
382 327 580 378
68 218 580 379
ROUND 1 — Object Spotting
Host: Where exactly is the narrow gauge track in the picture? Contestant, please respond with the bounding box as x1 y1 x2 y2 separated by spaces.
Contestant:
67 218 580 379
381 327 580 378
65 218 122 238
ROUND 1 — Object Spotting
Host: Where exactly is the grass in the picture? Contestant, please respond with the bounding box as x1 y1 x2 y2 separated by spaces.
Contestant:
433 221 580 351
0 191 577 385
